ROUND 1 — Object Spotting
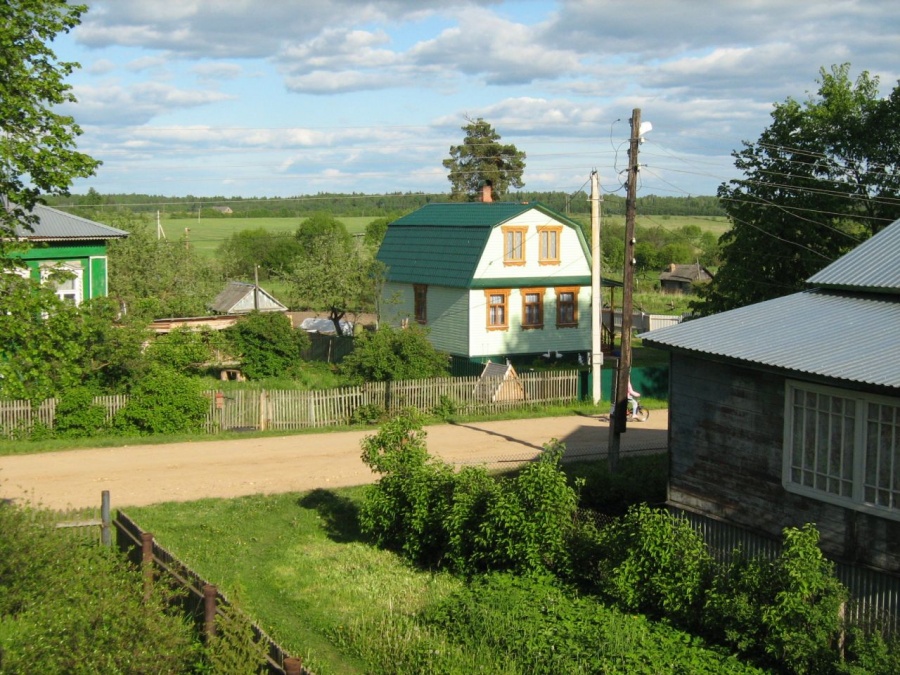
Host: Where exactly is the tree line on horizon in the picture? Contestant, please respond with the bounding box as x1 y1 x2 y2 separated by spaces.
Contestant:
47 189 726 220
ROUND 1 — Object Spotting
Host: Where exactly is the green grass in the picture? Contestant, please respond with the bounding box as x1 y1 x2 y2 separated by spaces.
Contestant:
127 479 763 674
163 216 374 258
128 490 467 675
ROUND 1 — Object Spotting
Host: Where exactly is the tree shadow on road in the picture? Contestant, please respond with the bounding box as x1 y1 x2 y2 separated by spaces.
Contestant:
297 488 365 544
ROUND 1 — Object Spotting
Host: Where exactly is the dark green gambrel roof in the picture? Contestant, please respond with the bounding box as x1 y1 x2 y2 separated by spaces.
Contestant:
377 202 591 288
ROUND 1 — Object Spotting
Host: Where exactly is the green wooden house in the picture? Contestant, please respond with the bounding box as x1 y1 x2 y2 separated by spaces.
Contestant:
7 202 128 304
376 200 599 367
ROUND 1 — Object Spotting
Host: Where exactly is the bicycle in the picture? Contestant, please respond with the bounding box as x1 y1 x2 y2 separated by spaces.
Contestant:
609 401 650 422
626 402 650 422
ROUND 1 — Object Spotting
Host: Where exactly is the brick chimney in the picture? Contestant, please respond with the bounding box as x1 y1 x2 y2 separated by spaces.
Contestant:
481 182 493 203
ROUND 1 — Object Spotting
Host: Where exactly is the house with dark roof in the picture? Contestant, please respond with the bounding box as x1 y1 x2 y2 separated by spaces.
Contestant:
641 218 900 573
209 281 287 315
658 262 713 294
376 198 604 365
5 202 128 305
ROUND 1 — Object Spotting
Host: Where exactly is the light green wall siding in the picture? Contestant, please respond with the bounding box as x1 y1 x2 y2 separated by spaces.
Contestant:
468 286 592 359
381 282 470 356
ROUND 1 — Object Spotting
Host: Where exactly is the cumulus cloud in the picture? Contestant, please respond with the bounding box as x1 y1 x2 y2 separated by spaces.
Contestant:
65 83 236 126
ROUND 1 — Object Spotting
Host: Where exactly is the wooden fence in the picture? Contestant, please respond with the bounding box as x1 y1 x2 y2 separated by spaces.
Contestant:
672 507 900 633
0 371 579 437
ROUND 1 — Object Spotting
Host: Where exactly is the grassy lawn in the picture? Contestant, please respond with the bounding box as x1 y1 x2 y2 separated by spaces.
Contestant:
128 489 466 675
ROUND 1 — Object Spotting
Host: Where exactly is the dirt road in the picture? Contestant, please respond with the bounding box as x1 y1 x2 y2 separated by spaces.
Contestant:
0 412 668 510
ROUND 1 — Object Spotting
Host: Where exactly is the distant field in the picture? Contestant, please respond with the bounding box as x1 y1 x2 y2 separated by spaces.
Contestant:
163 214 731 259
163 216 373 258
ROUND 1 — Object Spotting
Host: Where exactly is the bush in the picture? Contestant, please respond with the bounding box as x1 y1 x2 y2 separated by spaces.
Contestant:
596 504 712 627
0 502 198 672
474 441 578 576
224 311 310 380
113 365 210 435
360 415 579 576
704 524 847 674
359 410 456 567
53 386 109 438
340 325 449 383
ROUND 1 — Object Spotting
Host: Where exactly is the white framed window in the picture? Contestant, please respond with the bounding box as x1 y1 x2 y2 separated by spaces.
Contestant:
783 381 900 519
40 262 84 305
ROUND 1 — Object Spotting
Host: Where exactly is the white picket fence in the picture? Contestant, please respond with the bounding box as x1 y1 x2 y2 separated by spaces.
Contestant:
0 371 579 437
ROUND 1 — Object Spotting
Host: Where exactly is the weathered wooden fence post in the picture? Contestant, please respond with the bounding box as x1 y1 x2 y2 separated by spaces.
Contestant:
284 656 303 675
203 584 218 640
141 532 154 599
100 490 111 547
259 390 267 431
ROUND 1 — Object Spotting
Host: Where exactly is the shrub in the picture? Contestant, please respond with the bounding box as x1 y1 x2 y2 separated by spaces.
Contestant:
53 386 108 438
224 311 310 380
360 415 580 576
113 365 210 435
359 410 456 567
475 441 579 576
596 504 712 626
350 403 387 425
0 502 198 672
703 524 848 674
340 325 449 383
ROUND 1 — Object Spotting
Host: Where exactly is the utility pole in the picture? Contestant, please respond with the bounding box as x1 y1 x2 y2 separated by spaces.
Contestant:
607 108 642 473
590 170 603 405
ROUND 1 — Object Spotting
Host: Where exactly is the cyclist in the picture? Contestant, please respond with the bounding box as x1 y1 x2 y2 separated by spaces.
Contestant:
627 379 641 419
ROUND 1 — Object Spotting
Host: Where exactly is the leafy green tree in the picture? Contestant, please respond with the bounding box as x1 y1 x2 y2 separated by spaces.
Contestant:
0 1 100 253
224 311 310 380
106 215 222 320
217 227 302 282
0 272 84 403
363 216 394 252
295 212 352 253
74 295 150 392
695 64 900 315
284 232 380 336
145 326 226 373
340 325 449 383
443 117 526 201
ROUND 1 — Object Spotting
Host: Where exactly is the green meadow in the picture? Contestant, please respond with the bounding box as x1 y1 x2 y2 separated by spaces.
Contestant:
162 216 374 258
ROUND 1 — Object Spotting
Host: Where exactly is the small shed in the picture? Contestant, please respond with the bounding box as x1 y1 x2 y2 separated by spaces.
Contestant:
473 361 525 403
209 281 287 315
659 263 713 294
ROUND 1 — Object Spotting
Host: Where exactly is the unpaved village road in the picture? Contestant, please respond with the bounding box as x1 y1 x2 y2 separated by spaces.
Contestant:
0 413 668 510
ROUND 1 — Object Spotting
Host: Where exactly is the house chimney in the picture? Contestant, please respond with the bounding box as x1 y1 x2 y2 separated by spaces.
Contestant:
481 182 493 203
669 263 676 272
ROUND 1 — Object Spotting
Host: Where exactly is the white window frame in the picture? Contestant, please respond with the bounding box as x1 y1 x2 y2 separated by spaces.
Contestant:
40 261 84 306
783 380 900 521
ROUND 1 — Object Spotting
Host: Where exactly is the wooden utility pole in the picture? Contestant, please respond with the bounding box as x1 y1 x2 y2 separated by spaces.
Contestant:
590 170 603 405
607 108 642 473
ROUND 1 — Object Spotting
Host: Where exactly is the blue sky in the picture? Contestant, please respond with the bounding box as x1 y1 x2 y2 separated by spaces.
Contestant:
53 0 899 200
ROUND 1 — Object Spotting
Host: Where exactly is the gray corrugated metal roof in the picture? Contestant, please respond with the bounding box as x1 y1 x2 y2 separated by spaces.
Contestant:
11 203 129 240
807 217 900 293
641 290 900 388
209 281 287 314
